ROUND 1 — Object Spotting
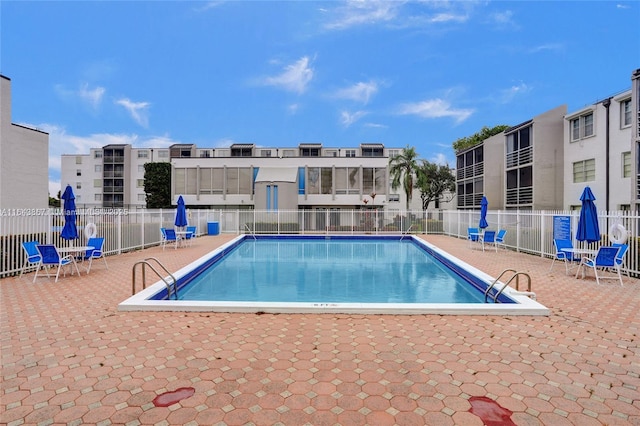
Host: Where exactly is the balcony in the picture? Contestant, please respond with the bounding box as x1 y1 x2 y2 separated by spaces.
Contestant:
456 162 484 180
506 186 533 205
506 145 533 168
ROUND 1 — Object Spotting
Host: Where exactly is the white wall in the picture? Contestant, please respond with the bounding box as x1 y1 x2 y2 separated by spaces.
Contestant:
0 76 49 209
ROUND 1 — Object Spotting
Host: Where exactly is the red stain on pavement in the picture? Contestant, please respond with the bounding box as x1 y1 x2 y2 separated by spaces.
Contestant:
468 396 516 426
152 387 196 407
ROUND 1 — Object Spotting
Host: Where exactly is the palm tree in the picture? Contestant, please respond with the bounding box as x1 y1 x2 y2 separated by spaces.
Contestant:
389 146 419 211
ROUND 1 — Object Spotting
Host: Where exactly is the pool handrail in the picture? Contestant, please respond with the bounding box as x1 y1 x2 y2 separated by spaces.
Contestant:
132 257 178 300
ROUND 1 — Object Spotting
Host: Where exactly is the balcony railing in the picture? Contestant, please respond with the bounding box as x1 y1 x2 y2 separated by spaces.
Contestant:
506 186 533 205
506 146 533 168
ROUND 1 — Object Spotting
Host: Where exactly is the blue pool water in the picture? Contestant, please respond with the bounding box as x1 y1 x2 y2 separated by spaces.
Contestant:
173 237 513 304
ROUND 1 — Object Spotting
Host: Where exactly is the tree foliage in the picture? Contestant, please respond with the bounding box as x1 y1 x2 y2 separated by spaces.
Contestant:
144 162 172 208
452 125 510 152
389 146 419 211
415 161 456 211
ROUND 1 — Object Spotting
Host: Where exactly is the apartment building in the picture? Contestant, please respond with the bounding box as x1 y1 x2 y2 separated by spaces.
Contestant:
0 75 49 209
62 142 450 212
172 143 398 211
632 69 640 213
563 90 633 211
455 105 567 211
60 145 171 208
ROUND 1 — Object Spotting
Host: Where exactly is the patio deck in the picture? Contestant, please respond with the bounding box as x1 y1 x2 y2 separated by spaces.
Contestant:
1 234 639 425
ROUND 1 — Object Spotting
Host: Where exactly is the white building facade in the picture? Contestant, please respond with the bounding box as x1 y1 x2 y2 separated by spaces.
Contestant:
62 142 453 212
563 90 633 211
0 75 49 210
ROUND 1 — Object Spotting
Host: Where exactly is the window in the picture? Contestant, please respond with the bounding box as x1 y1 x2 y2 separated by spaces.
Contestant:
622 152 631 178
261 150 272 157
94 151 103 159
621 99 632 127
138 165 145 173
158 150 169 158
76 182 82 189
266 185 278 211
570 112 594 141
76 169 82 176
94 179 101 187
388 149 400 158
282 150 295 157
361 147 383 157
95 165 102 173
138 193 146 202
345 149 356 158
231 147 252 157
388 194 400 202
137 179 145 188
324 150 337 157
76 156 82 164
573 159 596 183
137 150 149 158
300 148 320 157
94 194 102 201
199 150 211 158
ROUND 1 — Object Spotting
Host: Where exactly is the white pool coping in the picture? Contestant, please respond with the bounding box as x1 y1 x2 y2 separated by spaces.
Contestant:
118 235 550 316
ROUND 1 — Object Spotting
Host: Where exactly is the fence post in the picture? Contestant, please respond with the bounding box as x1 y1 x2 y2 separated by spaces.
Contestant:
516 210 521 252
117 213 122 254
141 210 146 249
540 211 546 258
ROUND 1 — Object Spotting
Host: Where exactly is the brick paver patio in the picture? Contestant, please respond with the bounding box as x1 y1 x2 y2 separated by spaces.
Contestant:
1 234 639 425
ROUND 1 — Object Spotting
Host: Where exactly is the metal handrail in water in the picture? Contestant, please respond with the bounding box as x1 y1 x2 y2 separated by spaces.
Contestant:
400 224 414 241
132 257 178 300
484 269 534 303
244 224 257 240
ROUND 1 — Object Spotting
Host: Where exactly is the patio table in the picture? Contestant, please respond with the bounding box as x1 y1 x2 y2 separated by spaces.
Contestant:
560 248 598 278
58 246 95 273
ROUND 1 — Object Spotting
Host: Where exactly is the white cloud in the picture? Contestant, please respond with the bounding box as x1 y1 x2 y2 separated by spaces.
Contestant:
430 152 452 167
54 82 106 109
115 98 151 128
528 43 565 53
340 110 368 127
262 56 314 94
364 122 388 129
430 13 469 23
334 81 379 104
397 98 473 123
500 82 531 103
78 83 105 109
324 0 401 30
288 103 300 114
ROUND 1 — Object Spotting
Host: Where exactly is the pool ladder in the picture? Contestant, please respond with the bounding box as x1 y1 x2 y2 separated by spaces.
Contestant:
484 269 535 303
400 224 414 241
132 257 178 300
244 224 257 240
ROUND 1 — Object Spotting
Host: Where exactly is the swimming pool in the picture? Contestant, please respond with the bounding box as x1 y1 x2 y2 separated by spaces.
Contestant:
119 235 550 315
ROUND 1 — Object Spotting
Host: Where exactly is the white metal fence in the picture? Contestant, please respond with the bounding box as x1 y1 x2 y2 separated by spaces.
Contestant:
1 208 638 277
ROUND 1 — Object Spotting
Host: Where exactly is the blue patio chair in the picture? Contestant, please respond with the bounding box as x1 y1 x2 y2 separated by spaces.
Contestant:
82 237 108 273
19 240 42 278
184 226 197 246
612 243 630 279
495 229 507 250
162 229 178 250
481 230 498 252
467 227 480 248
33 244 80 283
576 246 623 286
550 239 580 274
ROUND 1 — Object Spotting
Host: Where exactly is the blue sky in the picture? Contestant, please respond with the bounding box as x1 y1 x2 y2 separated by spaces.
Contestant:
1 1 639 197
